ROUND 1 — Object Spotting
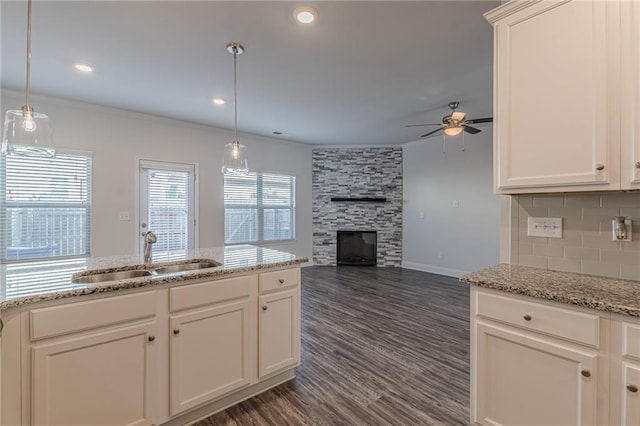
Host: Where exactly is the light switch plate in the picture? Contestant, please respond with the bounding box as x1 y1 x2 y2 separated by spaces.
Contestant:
527 217 563 238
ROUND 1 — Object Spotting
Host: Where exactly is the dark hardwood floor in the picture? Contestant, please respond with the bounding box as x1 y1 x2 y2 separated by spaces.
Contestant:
195 266 471 426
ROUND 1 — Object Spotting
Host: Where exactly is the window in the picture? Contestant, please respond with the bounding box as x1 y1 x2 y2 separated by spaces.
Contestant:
224 172 295 244
1 151 92 262
139 160 195 260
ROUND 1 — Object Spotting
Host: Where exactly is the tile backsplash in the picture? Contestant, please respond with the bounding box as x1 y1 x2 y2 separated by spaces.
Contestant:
511 193 640 280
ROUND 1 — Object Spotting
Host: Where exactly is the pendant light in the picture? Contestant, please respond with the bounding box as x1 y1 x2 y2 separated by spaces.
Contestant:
2 0 54 157
221 42 248 175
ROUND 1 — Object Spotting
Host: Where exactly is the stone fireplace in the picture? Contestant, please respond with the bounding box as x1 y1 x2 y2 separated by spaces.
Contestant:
312 147 402 267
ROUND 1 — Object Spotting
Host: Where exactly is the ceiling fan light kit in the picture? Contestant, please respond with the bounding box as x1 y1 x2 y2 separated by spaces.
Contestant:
443 126 463 136
2 0 54 158
221 42 249 175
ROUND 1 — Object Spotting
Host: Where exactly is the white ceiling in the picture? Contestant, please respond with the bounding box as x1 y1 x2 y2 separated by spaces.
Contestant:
1 1 498 146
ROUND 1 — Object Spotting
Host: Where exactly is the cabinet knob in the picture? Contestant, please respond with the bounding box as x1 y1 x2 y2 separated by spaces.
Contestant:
278 279 285 284
596 164 605 171
627 384 639 393
173 328 180 335
148 335 155 342
262 305 268 311
581 370 591 378
523 314 532 321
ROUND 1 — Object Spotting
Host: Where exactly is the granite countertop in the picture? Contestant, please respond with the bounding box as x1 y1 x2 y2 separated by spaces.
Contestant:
460 263 640 318
0 245 308 311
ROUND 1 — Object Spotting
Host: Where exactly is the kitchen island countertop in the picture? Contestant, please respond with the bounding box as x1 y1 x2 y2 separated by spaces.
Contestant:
461 263 640 317
1 245 307 310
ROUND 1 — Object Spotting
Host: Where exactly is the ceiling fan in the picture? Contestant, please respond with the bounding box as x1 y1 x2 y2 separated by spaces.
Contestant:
405 101 493 138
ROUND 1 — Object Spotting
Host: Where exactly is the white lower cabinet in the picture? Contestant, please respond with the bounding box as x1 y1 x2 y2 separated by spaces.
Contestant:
1 266 302 425
32 322 157 426
471 287 610 426
475 322 598 426
258 288 300 378
611 318 640 426
169 300 251 416
621 363 640 425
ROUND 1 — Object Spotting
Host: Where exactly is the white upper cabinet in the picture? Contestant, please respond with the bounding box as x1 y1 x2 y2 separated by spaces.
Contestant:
486 0 633 193
622 0 640 190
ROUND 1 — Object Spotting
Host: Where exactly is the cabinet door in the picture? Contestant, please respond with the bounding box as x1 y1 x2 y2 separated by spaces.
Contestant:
258 289 300 378
622 363 640 426
170 300 251 416
622 0 640 189
474 322 598 426
493 0 619 193
32 322 157 426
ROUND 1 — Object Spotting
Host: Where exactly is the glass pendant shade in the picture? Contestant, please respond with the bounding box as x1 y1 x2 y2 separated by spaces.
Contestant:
222 140 248 175
221 42 248 175
2 108 54 157
3 0 54 158
444 126 463 136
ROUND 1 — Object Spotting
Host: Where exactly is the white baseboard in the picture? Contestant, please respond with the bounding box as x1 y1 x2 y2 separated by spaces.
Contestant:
401 261 469 278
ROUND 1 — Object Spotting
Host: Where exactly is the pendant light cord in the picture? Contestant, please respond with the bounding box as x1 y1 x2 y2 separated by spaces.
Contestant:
233 46 238 144
25 0 32 109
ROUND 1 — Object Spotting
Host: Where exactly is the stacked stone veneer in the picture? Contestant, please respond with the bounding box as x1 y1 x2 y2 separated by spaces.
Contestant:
312 147 402 266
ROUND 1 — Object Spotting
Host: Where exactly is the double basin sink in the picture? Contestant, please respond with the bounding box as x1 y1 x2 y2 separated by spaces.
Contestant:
72 259 222 284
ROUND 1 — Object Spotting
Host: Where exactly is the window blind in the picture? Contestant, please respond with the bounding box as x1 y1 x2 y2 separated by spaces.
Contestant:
1 152 92 262
224 172 295 244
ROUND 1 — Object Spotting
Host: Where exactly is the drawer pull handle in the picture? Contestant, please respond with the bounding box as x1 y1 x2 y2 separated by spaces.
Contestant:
581 370 591 378
523 314 532 321
173 328 180 335
636 161 640 169
262 305 268 311
627 384 639 393
596 164 605 171
278 279 285 284
148 335 155 342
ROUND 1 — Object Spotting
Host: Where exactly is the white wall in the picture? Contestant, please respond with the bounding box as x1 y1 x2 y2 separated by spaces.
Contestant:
402 130 500 277
1 90 313 259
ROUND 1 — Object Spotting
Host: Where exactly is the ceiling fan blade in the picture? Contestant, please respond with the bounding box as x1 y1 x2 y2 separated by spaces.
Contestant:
420 127 444 138
465 117 493 124
451 111 466 121
463 125 481 134
404 124 441 128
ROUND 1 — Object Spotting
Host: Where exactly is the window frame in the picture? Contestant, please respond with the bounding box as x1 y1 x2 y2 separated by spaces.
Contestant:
0 148 93 264
223 171 296 245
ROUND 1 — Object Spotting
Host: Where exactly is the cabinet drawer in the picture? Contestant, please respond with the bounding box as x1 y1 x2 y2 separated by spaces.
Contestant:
476 292 600 347
259 268 299 294
170 276 251 312
30 291 156 341
623 322 640 361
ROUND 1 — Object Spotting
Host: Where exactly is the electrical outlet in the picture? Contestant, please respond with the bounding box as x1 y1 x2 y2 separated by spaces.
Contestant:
452 200 459 208
527 217 563 238
118 211 130 221
437 251 444 259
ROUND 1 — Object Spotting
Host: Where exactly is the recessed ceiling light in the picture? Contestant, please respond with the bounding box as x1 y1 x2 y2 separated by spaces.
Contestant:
294 6 318 25
73 62 93 73
213 98 226 105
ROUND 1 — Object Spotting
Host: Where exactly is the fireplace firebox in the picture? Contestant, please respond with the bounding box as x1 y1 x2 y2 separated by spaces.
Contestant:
336 231 377 266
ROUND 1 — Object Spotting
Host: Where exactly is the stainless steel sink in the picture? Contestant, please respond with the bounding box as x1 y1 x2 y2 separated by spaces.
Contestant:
73 269 153 284
72 259 222 284
152 261 220 275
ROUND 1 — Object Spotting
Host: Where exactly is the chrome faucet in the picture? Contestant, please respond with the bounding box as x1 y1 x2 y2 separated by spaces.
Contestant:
143 231 157 263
